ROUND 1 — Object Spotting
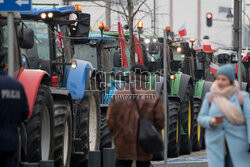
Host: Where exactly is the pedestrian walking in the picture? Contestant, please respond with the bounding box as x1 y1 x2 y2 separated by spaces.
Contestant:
198 64 250 167
107 64 164 167
0 53 29 167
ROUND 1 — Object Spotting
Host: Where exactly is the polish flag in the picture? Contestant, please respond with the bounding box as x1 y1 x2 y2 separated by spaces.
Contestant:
242 47 249 62
203 39 212 52
118 22 128 68
210 62 219 75
56 25 64 48
178 24 187 37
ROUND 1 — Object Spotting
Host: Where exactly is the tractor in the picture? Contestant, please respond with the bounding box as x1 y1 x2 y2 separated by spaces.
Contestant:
214 49 249 91
20 5 101 167
0 12 55 164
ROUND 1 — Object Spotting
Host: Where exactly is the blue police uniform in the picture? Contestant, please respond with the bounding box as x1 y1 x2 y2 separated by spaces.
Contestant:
0 67 29 167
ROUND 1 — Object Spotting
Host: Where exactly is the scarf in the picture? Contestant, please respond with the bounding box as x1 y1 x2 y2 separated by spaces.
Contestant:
210 81 245 125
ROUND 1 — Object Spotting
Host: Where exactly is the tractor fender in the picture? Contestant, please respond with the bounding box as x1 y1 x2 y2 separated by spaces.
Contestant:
178 73 193 102
201 81 212 100
18 68 50 117
155 76 171 95
194 80 205 99
50 87 73 113
66 59 94 100
168 95 181 103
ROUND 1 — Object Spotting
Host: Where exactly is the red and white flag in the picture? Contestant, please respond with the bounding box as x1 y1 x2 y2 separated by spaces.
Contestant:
178 24 187 37
134 36 144 66
118 22 128 68
203 39 212 52
242 47 249 62
210 62 219 75
56 25 64 48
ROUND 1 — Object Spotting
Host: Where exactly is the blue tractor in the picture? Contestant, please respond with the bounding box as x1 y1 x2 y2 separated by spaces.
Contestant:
21 5 101 167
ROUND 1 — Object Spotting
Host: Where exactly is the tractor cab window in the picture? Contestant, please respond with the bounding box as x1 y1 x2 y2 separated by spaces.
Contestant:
73 44 98 69
21 21 50 72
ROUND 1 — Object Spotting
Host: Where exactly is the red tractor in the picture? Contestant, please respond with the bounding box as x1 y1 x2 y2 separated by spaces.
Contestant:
0 13 54 163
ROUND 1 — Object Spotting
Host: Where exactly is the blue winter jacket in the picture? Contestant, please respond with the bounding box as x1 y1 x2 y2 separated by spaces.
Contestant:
0 73 29 152
198 91 250 167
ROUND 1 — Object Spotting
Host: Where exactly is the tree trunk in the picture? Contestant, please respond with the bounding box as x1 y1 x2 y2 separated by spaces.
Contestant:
127 0 135 67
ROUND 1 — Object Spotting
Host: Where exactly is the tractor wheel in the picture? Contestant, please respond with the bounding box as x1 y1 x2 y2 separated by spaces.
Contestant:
26 85 54 162
192 100 204 151
100 112 112 149
152 98 181 160
70 85 101 167
180 83 194 155
53 101 72 167
168 99 181 157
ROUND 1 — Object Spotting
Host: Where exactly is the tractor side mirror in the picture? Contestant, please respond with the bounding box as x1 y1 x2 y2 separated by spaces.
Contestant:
217 54 229 64
18 27 34 49
71 13 90 37
113 51 122 67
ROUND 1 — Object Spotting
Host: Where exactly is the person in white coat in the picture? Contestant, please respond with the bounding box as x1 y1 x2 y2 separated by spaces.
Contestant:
198 64 250 167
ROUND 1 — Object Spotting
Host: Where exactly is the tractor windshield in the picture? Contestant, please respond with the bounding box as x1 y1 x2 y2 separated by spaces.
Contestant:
21 21 50 72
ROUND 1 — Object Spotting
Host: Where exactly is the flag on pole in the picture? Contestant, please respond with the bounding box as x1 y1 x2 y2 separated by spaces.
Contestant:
178 24 187 37
134 36 144 65
203 39 212 52
56 25 64 48
118 22 128 68
242 47 249 62
210 62 219 75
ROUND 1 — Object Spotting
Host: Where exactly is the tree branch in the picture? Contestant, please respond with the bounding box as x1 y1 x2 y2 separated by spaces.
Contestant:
133 0 147 17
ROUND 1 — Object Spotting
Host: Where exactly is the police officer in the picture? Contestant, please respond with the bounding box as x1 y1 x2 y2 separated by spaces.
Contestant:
0 53 29 167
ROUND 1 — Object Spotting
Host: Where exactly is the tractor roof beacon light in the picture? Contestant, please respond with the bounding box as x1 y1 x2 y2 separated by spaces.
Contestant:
98 22 104 31
137 21 143 30
41 13 46 19
104 25 110 32
165 26 171 32
190 38 195 43
206 12 213 27
75 4 82 12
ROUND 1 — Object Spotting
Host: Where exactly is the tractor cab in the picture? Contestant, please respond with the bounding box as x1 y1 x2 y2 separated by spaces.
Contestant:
21 5 90 87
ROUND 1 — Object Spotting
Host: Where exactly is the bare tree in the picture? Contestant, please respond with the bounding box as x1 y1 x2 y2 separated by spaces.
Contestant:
90 0 149 67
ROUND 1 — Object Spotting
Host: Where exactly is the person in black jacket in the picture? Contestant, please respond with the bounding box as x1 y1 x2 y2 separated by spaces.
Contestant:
0 53 29 167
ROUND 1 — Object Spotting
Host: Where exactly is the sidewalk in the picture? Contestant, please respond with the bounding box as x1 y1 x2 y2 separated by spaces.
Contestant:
152 150 208 167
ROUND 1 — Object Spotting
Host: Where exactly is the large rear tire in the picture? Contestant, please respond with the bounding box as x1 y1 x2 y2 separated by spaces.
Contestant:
192 100 203 151
26 85 54 162
100 112 112 149
70 85 101 167
53 101 72 167
180 83 194 155
168 99 181 157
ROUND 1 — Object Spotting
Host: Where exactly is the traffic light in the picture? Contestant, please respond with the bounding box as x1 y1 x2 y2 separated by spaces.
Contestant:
206 12 213 27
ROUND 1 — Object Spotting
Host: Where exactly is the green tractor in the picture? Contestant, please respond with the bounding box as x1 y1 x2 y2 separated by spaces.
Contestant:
141 37 193 157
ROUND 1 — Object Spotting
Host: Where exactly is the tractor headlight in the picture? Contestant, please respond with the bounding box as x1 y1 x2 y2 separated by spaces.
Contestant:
41 13 47 19
72 60 77 69
48 12 53 18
